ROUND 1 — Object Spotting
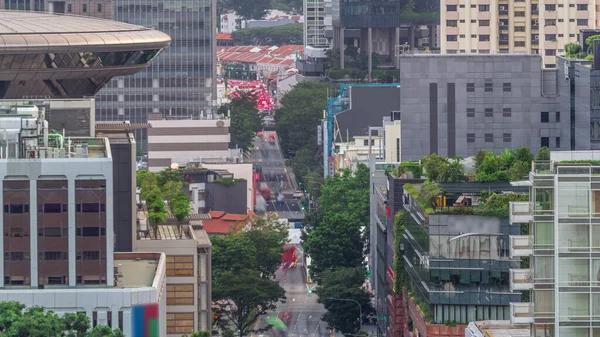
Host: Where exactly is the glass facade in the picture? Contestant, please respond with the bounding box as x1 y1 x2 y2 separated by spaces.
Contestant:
339 0 402 28
96 0 216 152
402 196 521 324
528 164 600 337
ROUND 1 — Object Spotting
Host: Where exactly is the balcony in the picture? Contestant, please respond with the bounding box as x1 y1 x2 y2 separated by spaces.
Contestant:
499 10 508 15
532 9 539 15
296 59 325 74
510 269 533 291
510 302 533 324
510 235 532 257
532 23 539 30
509 201 532 224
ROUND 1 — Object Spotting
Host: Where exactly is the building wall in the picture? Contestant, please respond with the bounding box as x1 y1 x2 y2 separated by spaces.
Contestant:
146 118 231 172
109 133 136 252
96 0 217 153
399 54 571 161
384 119 401 163
136 230 212 336
0 157 114 288
46 0 114 19
440 0 600 67
207 181 248 214
203 163 253 210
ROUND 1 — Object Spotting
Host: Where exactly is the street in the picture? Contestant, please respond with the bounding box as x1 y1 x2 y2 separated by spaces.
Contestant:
251 131 304 222
249 131 326 337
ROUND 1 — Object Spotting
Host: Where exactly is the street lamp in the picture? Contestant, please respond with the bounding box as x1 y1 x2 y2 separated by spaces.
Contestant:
325 298 362 332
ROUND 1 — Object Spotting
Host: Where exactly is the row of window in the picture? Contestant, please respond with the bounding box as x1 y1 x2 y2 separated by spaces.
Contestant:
3 276 107 286
446 3 587 12
35 251 106 261
466 107 513 118
4 226 106 238
2 203 106 214
466 134 561 148
447 33 579 43
466 82 511 92
66 3 103 13
447 19 585 29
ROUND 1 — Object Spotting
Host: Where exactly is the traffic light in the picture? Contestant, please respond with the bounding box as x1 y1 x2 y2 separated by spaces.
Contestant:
301 205 305 211
214 314 220 322
308 290 313 294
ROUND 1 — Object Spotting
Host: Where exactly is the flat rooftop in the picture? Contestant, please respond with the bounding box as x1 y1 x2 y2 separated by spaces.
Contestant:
115 258 159 288
470 321 530 337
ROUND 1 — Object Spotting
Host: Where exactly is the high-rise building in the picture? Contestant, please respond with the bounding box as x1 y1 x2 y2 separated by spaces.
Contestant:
96 0 218 153
303 0 332 48
508 151 600 337
440 0 600 67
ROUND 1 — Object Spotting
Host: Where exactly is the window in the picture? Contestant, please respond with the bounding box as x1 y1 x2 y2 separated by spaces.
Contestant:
545 4 555 11
545 34 556 41
503 108 512 117
3 204 29 213
541 111 549 123
76 203 106 213
82 4 87 12
4 252 28 261
77 251 100 260
514 11 525 17
503 133 512 142
577 19 588 26
545 19 556 26
467 108 475 118
556 137 561 148
77 227 106 237
515 41 525 47
10 227 27 237
485 133 493 142
67 4 71 12
41 227 65 237
556 111 560 122
479 5 489 11
446 5 457 11
466 83 475 92
166 255 194 276
39 203 67 213
467 133 475 143
167 284 195 305
479 35 490 42
479 20 490 27
396 138 400 162
503 83 511 92
541 137 549 147
484 82 493 92
446 20 457 27
447 35 458 42
47 276 66 285
545 49 556 56
39 251 67 260
363 139 369 146
97 3 102 11
515 26 525 32
577 4 588 11
167 313 194 334
485 108 493 117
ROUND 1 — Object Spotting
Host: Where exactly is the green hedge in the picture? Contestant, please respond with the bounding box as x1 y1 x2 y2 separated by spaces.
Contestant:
326 69 367 80
560 160 600 164
399 12 440 24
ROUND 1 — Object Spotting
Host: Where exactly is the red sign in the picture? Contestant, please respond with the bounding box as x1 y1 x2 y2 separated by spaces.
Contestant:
387 267 395 280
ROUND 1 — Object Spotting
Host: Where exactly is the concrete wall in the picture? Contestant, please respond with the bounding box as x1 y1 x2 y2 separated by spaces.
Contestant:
111 135 136 252
399 54 568 161
203 163 253 210
207 180 248 214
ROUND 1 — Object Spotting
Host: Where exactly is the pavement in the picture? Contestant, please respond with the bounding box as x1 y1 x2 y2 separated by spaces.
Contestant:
251 131 304 222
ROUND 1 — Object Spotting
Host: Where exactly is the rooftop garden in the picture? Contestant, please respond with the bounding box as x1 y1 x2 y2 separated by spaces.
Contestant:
563 35 600 61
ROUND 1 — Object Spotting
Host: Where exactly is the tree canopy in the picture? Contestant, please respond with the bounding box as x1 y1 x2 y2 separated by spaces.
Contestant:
218 91 262 152
220 0 271 20
0 301 124 337
231 23 303 45
211 216 288 337
315 268 374 335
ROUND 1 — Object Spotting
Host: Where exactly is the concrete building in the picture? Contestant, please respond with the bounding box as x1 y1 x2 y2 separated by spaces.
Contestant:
465 321 530 337
46 0 114 19
220 9 303 33
399 54 567 161
135 222 212 336
96 0 216 153
507 151 600 337
0 11 170 100
146 116 232 172
440 0 600 67
0 252 167 337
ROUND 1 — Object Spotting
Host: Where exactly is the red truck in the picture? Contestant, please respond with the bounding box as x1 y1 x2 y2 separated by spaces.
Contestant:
268 134 276 144
260 183 271 200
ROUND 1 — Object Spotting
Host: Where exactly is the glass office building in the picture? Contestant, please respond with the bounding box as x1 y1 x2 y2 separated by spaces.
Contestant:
509 156 600 337
96 0 217 152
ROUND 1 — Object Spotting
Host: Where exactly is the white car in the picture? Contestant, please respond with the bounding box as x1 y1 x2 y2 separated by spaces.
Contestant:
293 190 303 198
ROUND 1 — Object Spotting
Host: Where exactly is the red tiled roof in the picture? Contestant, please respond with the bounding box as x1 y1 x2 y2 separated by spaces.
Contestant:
222 214 247 221
208 210 225 219
217 45 303 66
202 219 233 234
216 33 232 40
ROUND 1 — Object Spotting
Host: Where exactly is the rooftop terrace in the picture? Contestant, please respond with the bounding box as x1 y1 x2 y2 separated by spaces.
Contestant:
115 257 159 288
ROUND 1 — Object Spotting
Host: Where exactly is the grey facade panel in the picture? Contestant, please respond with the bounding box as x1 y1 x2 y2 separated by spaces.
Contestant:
206 181 248 214
429 83 438 154
447 83 456 157
147 158 172 167
111 141 134 252
147 127 229 136
335 86 400 142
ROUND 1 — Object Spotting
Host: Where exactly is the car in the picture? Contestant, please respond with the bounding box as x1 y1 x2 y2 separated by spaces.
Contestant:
293 190 303 198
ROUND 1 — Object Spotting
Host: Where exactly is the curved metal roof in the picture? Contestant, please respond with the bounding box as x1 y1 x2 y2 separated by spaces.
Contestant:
0 11 171 53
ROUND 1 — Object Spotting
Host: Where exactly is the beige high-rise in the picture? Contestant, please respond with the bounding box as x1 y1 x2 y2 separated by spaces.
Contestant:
441 0 600 67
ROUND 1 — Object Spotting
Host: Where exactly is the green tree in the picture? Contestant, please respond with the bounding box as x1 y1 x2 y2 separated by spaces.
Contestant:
275 82 331 159
62 312 91 337
315 268 374 336
536 146 550 161
421 153 449 182
305 212 365 277
231 24 303 45
585 34 600 52
565 42 581 57
84 325 125 337
318 165 369 226
440 158 464 182
213 270 286 337
226 0 271 19
219 91 262 152
418 181 442 208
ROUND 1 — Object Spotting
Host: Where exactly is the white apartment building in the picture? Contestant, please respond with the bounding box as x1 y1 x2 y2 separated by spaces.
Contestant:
508 151 600 337
303 0 332 48
441 0 600 67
